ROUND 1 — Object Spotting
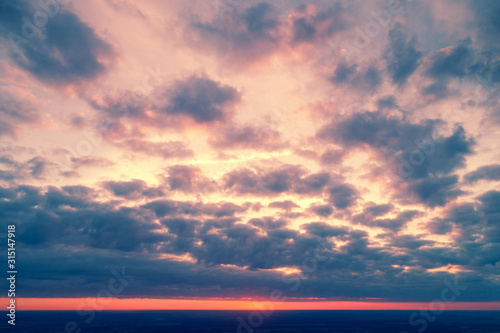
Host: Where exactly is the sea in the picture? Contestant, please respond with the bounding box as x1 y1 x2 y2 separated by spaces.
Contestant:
2 310 499 333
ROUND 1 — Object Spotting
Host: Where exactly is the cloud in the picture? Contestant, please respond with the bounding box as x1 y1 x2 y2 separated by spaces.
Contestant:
301 222 348 238
0 154 62 182
101 179 163 200
163 165 217 195
118 139 194 159
477 190 500 243
86 75 241 138
408 176 463 208
422 40 474 98
0 0 114 86
3 0 500 304
2 182 499 301
330 63 356 83
464 164 500 183
0 87 40 136
330 63 381 92
328 184 358 209
384 23 422 85
0 120 14 136
377 95 398 110
318 111 475 180
426 41 473 79
289 3 349 44
308 204 334 217
353 204 420 232
268 200 300 211
155 75 241 123
191 2 281 65
222 165 338 197
319 148 344 165
70 156 114 169
208 124 287 151
198 202 251 217
162 217 201 239
143 199 250 219
470 0 500 52
388 234 434 250
317 111 474 206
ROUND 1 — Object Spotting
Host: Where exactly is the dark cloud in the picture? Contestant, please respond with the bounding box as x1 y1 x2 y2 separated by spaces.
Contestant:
164 165 217 195
362 202 394 217
0 186 164 251
84 208 166 252
318 111 432 151
162 218 201 239
331 63 356 83
318 111 474 206
421 81 449 99
470 0 500 51
479 191 500 217
425 218 453 235
141 200 178 218
328 184 358 209
330 63 381 92
262 167 301 193
444 202 483 228
290 3 349 44
464 164 500 183
292 17 316 43
118 139 194 159
0 0 114 85
101 179 163 200
423 191 500 256
385 24 422 85
301 222 348 238
200 202 250 217
156 75 240 123
361 66 382 90
422 40 474 98
2 183 500 301
222 165 340 197
87 75 241 136
408 176 463 208
426 41 473 79
309 204 333 217
318 112 474 179
0 155 60 182
142 200 249 219
425 200 485 243
377 96 398 110
353 206 420 232
242 2 278 34
248 216 289 230
296 172 331 194
192 2 281 64
388 234 434 250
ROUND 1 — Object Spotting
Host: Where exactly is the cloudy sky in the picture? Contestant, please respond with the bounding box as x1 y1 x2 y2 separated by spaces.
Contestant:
0 0 499 309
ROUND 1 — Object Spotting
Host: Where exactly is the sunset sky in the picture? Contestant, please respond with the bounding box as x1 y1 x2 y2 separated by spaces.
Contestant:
0 0 499 310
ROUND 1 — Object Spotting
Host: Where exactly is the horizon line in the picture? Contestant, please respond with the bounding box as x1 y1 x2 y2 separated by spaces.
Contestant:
3 298 500 311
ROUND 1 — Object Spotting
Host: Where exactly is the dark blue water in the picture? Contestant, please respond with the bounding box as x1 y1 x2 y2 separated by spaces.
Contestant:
1 310 499 333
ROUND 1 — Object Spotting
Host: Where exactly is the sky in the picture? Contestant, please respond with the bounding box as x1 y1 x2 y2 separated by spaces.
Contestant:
0 0 499 310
